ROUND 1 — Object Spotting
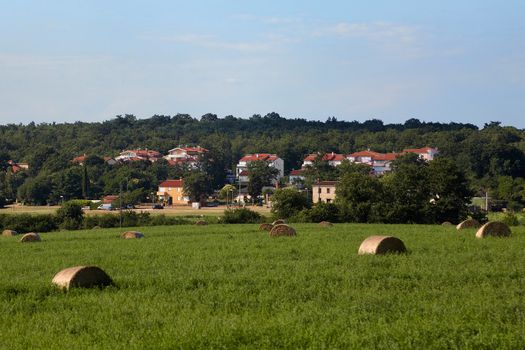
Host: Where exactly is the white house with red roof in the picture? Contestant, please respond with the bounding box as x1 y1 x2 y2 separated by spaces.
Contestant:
402 147 439 161
164 146 208 168
115 149 162 163
236 153 284 181
302 152 346 168
7 160 29 174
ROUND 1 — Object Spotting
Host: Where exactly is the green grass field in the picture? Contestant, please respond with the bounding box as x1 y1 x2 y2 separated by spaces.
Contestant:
1 223 524 349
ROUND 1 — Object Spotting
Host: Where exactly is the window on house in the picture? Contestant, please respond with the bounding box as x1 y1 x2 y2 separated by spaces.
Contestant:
326 188 330 194
326 199 332 203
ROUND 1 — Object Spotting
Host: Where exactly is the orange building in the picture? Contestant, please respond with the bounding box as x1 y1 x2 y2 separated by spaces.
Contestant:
157 179 189 205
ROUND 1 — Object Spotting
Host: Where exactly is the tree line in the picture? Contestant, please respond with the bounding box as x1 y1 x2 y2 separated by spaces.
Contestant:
0 114 524 210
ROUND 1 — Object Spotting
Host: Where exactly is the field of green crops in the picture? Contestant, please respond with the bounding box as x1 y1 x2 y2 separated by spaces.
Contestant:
1 223 524 349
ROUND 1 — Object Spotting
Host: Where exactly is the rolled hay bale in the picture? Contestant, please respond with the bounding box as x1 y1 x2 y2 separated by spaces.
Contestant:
52 266 113 290
269 224 296 237
2 229 18 237
20 232 41 243
259 223 273 232
318 221 333 227
195 220 208 226
120 231 144 239
272 219 286 226
358 235 407 255
475 221 511 239
456 219 481 230
441 221 453 226
92 226 101 230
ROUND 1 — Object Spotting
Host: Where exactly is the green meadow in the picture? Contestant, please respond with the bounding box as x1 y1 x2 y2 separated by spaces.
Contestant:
1 223 524 349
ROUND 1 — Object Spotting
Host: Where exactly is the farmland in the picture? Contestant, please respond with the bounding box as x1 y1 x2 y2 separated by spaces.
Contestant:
1 223 524 349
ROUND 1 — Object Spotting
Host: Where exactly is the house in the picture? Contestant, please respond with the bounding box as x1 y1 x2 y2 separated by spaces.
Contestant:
164 146 208 168
302 152 345 168
115 149 162 163
289 169 306 185
402 147 439 161
312 181 338 204
156 179 189 206
102 195 119 204
72 154 87 165
7 160 29 174
236 153 284 180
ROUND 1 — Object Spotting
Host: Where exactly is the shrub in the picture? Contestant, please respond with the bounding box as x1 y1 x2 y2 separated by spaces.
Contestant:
293 202 341 223
222 208 262 224
501 212 520 226
56 201 85 229
0 213 58 233
271 188 309 219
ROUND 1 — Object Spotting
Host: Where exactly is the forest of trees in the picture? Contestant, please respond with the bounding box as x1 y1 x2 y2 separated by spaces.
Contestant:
0 113 524 210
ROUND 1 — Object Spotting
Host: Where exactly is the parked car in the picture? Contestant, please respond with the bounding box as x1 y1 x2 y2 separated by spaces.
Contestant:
152 204 163 209
97 204 113 211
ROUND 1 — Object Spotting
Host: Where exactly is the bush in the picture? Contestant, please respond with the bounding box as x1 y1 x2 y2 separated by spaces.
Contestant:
56 201 84 230
501 212 520 226
271 188 309 219
293 202 341 223
0 213 58 233
221 208 262 224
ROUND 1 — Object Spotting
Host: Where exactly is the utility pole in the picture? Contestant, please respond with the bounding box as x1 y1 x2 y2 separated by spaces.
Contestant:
119 182 123 228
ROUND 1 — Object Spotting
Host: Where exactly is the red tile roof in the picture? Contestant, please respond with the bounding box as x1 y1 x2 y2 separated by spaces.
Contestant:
348 150 383 158
240 154 279 162
304 153 345 162
290 169 305 176
159 180 184 188
402 147 437 154
72 155 87 163
239 170 249 176
373 153 398 161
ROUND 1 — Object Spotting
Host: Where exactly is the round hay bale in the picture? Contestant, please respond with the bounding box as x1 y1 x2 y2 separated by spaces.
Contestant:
475 221 511 239
259 223 273 232
120 231 144 239
92 226 101 230
20 232 41 243
441 221 453 226
269 224 296 237
195 220 208 226
358 235 407 255
272 219 286 225
52 266 113 290
2 229 18 237
456 219 481 230
318 221 333 227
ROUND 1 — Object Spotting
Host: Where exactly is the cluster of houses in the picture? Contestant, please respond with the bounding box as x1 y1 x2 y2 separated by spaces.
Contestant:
150 146 438 206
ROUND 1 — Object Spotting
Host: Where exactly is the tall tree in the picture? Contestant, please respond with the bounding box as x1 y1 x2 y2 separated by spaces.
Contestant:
247 160 279 200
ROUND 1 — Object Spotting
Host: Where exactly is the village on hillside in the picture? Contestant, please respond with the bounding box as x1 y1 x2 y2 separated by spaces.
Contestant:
60 146 439 208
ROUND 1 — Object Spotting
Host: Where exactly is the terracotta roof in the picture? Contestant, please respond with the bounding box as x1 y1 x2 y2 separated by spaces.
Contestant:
239 170 249 176
348 150 383 158
290 169 305 176
314 181 338 186
72 155 87 163
159 180 184 187
168 146 208 153
373 153 398 161
402 147 437 154
240 154 279 162
304 153 345 162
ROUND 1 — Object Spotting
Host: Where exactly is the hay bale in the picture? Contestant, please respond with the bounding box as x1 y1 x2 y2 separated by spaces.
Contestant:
195 220 208 226
318 221 333 227
272 219 286 225
456 219 481 230
52 266 113 290
92 226 101 230
259 223 273 232
20 232 41 243
475 221 511 239
2 229 18 237
120 231 144 239
441 221 453 226
269 224 296 237
358 235 406 255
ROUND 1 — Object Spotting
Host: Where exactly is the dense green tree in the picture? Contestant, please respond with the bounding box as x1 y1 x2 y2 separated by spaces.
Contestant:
247 160 279 199
183 172 211 203
271 188 310 219
336 173 384 223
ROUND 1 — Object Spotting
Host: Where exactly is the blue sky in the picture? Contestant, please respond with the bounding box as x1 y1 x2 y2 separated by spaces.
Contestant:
1 1 524 127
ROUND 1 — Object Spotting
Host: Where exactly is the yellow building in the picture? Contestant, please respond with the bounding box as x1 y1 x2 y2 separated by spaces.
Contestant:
157 179 189 206
312 181 337 204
